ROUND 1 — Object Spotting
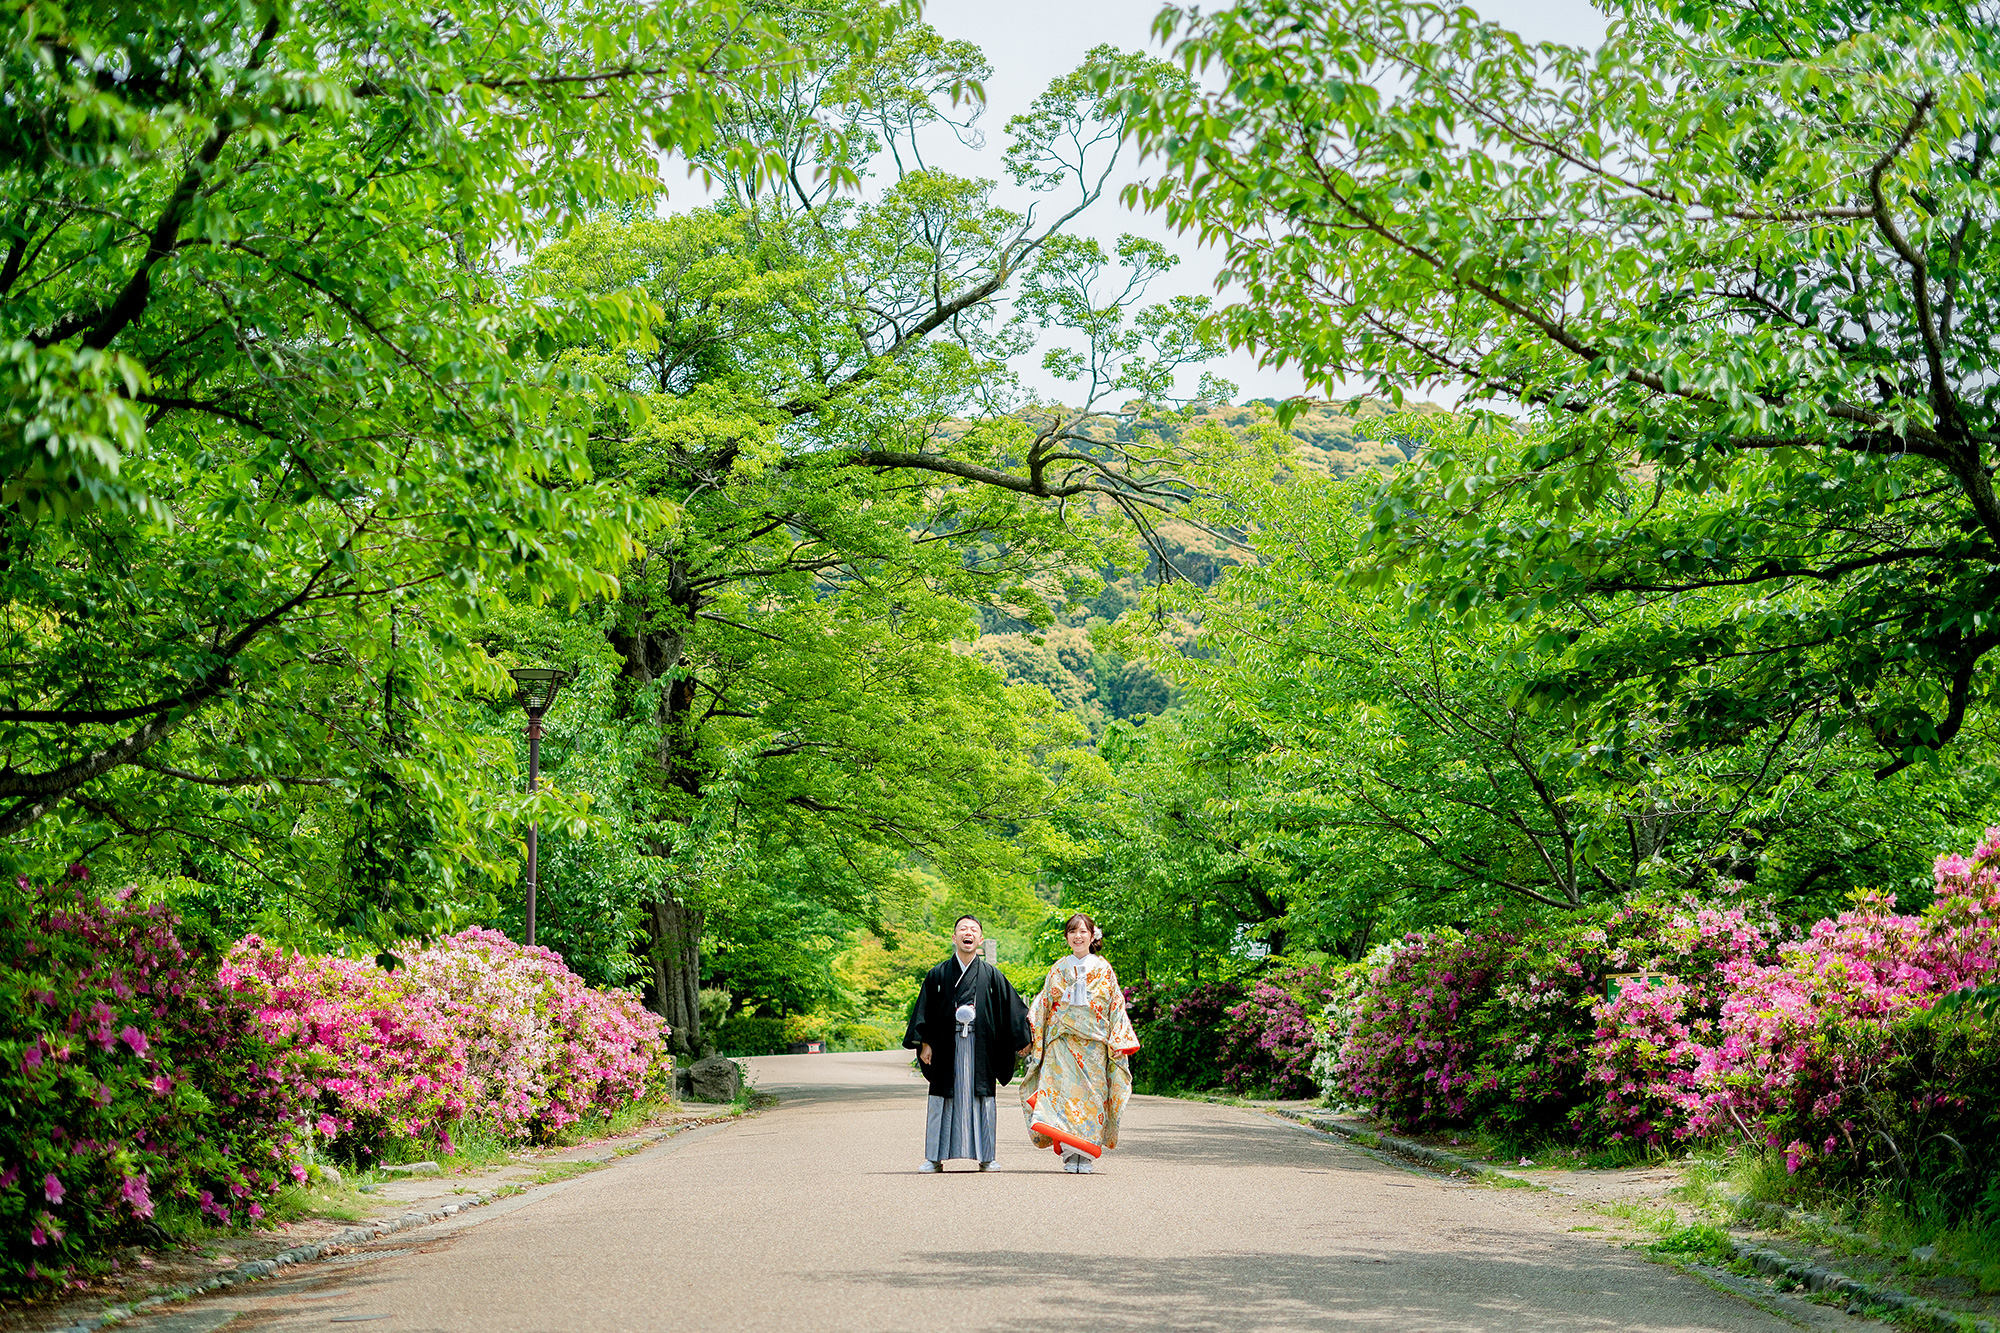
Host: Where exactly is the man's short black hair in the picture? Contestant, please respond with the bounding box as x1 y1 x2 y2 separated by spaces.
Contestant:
953 914 982 931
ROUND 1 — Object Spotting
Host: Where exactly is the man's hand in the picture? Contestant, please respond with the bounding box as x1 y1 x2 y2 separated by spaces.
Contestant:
919 1043 932 1066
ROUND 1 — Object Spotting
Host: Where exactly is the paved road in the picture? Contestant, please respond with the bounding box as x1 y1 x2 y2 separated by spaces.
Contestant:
141 1051 1865 1332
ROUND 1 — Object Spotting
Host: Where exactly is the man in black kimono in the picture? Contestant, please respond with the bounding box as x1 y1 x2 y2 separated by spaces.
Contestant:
903 914 1032 1172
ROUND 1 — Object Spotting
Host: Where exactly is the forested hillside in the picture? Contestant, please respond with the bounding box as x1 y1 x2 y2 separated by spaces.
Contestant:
968 397 1430 731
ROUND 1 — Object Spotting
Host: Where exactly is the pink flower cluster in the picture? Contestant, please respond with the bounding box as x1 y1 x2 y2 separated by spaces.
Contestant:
399 929 670 1139
1592 829 2000 1168
223 929 670 1153
1325 827 2000 1171
1331 927 1514 1126
1220 967 1333 1098
3 872 305 1294
221 939 472 1152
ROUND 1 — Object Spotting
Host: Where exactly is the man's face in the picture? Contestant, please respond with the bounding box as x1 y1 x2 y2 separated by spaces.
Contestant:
955 918 982 953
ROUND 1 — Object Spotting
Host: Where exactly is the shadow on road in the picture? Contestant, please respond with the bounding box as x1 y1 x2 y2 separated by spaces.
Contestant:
847 1246 1673 1333
1117 1107 1386 1173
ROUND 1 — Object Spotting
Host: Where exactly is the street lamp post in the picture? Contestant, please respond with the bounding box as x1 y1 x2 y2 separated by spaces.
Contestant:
508 667 566 948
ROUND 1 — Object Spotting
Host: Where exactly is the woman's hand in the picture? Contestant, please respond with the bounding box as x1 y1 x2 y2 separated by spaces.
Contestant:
1017 1045 1032 1056
919 1043 932 1065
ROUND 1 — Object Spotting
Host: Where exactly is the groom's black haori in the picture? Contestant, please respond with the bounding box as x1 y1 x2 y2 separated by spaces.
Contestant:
903 950 1031 1166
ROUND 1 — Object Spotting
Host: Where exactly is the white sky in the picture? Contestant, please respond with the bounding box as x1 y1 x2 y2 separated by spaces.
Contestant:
668 0 1612 407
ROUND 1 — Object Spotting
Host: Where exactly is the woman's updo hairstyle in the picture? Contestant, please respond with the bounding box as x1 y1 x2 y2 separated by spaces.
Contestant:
1063 912 1104 954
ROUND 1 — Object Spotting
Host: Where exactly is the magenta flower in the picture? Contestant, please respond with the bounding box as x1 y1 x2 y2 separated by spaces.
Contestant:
43 1173 63 1204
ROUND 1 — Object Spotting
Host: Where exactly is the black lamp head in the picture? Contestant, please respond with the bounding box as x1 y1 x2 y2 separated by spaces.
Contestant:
508 666 566 715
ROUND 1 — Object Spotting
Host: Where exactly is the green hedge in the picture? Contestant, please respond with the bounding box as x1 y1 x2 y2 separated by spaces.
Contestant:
713 1015 901 1055
714 1016 788 1056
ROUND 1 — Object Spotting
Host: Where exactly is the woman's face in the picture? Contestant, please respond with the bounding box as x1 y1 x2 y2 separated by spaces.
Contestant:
1066 921 1092 955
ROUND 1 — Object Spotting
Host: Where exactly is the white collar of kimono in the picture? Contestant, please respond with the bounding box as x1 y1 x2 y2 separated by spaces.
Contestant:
1061 954 1097 1005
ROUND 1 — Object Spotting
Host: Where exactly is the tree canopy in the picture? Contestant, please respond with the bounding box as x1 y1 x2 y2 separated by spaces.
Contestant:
1116 0 2000 785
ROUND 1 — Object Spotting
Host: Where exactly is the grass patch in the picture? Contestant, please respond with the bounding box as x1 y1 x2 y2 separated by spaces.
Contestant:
1691 1146 2000 1293
1599 1199 1683 1236
269 1181 370 1225
540 1095 676 1149
1649 1223 1737 1263
1411 1127 1659 1173
526 1159 606 1186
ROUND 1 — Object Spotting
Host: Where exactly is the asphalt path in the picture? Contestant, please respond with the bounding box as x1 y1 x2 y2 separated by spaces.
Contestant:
136 1051 1864 1332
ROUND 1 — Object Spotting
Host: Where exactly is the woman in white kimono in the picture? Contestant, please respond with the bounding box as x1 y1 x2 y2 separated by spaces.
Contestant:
1018 913 1141 1173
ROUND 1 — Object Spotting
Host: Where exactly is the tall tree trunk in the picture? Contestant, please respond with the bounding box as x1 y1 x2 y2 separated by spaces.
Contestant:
610 551 712 1057
648 893 705 1057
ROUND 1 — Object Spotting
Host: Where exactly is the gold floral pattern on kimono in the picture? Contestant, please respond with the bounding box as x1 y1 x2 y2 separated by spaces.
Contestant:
1018 954 1140 1158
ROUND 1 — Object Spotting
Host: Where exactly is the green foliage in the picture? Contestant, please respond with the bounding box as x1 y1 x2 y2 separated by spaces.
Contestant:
1061 435 2000 996
1 873 306 1294
0 0 913 942
1117 0 2000 797
1648 1223 1735 1263
713 1015 788 1058
971 625 1170 735
506 14 1241 1050
1124 977 1246 1094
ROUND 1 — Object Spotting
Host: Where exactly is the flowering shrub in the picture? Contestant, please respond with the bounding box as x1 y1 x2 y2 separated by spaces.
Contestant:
1 872 308 1296
221 940 471 1158
1324 824 2000 1216
1125 978 1245 1093
1580 902 1778 1144
1220 965 1337 1098
1581 832 2000 1170
224 928 670 1155
1330 927 1514 1129
1331 900 1780 1138
401 929 669 1137
1674 831 2000 1190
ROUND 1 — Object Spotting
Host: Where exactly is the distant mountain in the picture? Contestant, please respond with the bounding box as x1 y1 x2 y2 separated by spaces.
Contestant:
1115 396 1442 478
970 397 1438 730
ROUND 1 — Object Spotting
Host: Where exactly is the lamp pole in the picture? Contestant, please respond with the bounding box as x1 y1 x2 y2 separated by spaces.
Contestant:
508 667 566 948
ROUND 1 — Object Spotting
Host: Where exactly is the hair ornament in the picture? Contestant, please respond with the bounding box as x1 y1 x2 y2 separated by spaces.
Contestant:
1092 926 1102 941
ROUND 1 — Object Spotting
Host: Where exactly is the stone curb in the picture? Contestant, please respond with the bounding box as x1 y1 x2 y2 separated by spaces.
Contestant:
1224 1102 1994 1333
1728 1242 1996 1333
45 1192 500 1333
41 1116 713 1333
1724 1193 1991 1289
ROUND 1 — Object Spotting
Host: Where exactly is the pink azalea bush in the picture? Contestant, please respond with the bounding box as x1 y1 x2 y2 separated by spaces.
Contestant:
399 929 670 1138
1592 828 2000 1187
1333 899 1782 1138
1 871 308 1295
1585 903 1778 1144
1330 925 1516 1128
1220 965 1336 1098
221 940 472 1157
223 928 670 1155
1328 827 2000 1207
1124 978 1247 1093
